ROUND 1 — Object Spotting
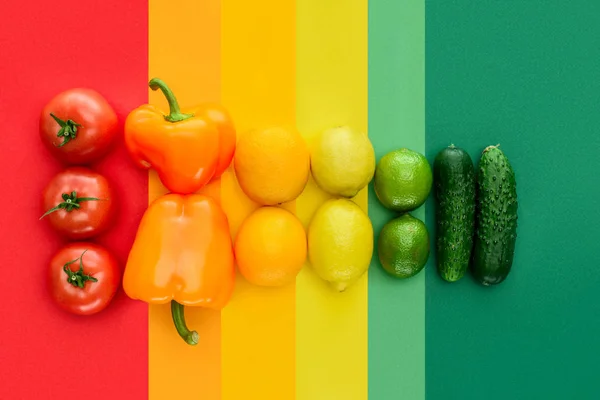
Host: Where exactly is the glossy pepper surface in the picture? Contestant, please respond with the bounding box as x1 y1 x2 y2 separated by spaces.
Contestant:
124 78 236 194
123 193 235 345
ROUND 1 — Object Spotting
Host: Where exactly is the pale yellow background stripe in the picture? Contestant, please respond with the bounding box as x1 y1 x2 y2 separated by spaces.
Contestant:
296 0 369 399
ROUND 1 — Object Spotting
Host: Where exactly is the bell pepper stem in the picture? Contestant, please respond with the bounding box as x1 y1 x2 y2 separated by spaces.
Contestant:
149 78 194 123
171 300 199 346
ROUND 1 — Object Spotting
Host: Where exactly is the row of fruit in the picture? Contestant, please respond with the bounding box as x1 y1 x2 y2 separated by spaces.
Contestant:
374 148 432 279
37 81 242 347
121 82 382 343
369 143 518 286
36 79 378 343
226 126 309 289
232 125 376 292
121 79 239 345
39 89 122 315
37 77 518 348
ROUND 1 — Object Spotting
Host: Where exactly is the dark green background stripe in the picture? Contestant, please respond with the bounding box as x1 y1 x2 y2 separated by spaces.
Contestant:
368 0 425 398
425 1 600 399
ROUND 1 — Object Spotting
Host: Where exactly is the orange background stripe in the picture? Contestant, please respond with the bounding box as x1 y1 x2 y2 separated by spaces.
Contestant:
148 0 222 399
220 0 297 399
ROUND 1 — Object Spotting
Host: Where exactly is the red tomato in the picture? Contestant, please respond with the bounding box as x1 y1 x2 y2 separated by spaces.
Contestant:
48 242 120 316
39 88 118 165
41 167 115 240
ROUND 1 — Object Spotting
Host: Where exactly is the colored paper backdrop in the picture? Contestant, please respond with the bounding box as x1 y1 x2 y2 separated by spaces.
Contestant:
1 0 599 399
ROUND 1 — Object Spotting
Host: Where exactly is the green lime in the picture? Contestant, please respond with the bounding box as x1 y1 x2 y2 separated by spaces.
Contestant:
378 213 430 279
374 148 433 212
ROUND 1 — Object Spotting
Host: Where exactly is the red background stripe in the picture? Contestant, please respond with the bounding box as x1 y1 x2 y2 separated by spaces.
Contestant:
0 1 149 399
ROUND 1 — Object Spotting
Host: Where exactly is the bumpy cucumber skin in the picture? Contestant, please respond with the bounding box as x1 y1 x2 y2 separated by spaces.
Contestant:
433 145 476 282
472 146 518 286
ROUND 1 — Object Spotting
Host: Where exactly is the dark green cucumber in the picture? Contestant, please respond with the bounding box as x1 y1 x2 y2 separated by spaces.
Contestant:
472 145 518 285
433 145 476 282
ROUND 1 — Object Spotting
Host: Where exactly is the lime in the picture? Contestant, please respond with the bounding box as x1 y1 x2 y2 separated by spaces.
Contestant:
308 199 373 292
310 126 375 198
378 213 430 279
374 148 432 212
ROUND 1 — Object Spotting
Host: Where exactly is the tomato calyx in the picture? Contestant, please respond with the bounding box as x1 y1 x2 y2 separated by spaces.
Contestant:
62 250 98 289
50 112 82 147
39 191 103 219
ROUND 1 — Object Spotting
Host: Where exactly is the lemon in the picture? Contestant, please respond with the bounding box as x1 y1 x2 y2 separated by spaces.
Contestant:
310 126 375 198
378 213 430 279
374 148 432 212
307 199 373 292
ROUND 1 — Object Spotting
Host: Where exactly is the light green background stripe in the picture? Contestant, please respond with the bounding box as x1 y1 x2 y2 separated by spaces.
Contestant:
368 0 425 398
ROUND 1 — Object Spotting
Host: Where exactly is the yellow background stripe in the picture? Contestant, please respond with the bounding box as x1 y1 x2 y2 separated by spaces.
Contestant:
220 0 296 399
148 0 222 399
295 0 369 399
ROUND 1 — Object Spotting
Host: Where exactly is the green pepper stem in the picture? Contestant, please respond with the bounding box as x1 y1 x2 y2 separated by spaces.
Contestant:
148 78 194 123
171 300 199 346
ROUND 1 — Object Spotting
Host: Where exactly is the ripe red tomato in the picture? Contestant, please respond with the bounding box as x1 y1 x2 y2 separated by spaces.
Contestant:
39 88 118 165
41 167 115 240
48 242 120 316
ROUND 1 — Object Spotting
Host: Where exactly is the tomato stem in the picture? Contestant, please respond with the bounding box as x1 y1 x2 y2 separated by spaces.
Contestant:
39 191 103 219
63 250 98 289
50 113 82 147
148 78 194 123
171 301 199 346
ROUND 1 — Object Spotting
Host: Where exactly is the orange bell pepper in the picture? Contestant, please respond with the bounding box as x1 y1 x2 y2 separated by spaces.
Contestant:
123 193 235 345
124 78 236 194
202 102 237 180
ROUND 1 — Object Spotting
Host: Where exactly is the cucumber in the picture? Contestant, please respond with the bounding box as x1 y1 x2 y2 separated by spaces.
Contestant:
472 145 518 285
433 145 476 282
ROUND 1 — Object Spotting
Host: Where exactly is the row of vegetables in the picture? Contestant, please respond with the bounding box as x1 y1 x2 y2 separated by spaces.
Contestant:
433 144 518 285
39 79 380 346
38 77 519 349
40 90 121 315
39 79 239 346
